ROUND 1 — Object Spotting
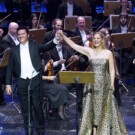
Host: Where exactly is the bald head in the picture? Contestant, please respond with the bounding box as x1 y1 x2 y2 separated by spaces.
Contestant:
77 16 86 30
8 22 19 36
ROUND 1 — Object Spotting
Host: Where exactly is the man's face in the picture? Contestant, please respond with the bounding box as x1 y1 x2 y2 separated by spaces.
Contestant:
119 16 128 26
9 26 18 36
77 18 86 30
17 29 29 44
121 0 128 8
54 21 62 31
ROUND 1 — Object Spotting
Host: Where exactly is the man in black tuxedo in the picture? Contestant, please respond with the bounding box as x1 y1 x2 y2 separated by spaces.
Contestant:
0 22 19 106
112 13 135 33
70 16 91 46
1 22 19 50
5 26 59 135
57 0 84 20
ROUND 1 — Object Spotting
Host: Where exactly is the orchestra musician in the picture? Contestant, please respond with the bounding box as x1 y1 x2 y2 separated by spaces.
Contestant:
99 28 121 106
56 0 84 20
0 22 19 106
42 59 69 120
112 12 135 77
114 0 133 14
1 22 19 49
70 16 91 47
112 12 135 33
28 13 44 29
0 28 7 106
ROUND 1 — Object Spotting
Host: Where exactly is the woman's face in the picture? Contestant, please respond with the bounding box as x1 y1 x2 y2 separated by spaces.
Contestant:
32 16 38 27
105 30 110 40
93 33 103 48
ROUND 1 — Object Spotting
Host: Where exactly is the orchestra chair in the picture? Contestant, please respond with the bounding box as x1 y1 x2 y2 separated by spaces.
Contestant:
109 14 135 29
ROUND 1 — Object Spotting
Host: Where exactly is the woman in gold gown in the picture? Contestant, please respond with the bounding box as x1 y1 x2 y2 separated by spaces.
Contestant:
57 30 127 135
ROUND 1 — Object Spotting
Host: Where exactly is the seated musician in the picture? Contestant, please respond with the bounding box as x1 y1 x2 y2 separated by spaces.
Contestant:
114 0 133 15
112 12 135 77
28 13 45 29
112 12 135 33
70 16 91 47
100 28 121 106
42 59 69 120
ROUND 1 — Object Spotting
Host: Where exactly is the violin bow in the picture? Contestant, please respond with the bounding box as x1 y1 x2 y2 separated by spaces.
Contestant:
0 14 11 23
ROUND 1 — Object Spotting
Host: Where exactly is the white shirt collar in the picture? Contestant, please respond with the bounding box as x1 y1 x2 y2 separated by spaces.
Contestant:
20 41 29 49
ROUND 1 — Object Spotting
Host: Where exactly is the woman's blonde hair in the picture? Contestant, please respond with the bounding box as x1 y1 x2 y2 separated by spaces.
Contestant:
91 32 106 49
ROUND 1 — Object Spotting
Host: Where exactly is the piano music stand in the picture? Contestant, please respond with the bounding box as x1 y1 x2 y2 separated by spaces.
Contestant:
59 71 95 135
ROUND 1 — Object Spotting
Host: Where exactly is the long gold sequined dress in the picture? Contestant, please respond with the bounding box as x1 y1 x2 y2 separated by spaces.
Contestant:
79 59 127 135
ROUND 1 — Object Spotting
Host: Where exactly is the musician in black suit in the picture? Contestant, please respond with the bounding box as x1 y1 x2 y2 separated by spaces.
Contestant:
1 22 19 50
112 13 135 33
5 26 59 135
70 16 90 46
57 0 84 20
0 22 19 106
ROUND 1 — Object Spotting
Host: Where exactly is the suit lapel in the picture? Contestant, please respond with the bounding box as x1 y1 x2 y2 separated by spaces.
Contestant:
28 41 34 62
16 45 21 65
53 48 60 60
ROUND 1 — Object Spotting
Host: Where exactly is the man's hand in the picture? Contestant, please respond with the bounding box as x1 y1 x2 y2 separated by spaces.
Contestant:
133 59 135 64
55 30 64 43
58 59 66 64
48 76 56 81
6 85 12 95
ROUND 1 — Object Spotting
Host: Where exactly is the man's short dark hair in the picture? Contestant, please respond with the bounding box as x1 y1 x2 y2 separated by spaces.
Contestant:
119 12 129 19
17 26 29 34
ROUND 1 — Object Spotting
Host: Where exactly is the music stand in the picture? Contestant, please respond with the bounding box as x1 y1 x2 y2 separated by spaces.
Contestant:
104 1 120 16
111 32 135 49
111 33 135 85
59 71 95 135
29 28 47 43
64 16 78 31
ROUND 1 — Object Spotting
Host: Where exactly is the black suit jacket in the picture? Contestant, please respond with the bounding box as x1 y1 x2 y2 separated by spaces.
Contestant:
1 34 16 51
43 31 55 44
70 27 90 45
44 45 72 74
112 25 135 33
6 40 56 85
57 3 84 20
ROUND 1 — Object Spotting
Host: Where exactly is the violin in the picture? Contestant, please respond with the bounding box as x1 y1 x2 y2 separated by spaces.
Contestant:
46 59 54 76
67 55 79 71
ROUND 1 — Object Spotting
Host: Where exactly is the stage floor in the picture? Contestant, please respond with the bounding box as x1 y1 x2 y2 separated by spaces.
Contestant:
0 85 135 135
